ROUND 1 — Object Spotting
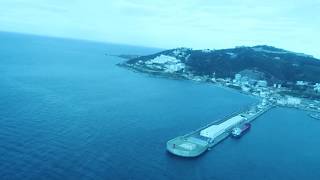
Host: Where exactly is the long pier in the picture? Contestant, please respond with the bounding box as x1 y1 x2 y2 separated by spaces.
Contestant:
166 101 274 157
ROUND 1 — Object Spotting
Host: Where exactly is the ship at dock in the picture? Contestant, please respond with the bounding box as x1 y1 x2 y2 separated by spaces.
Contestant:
166 101 274 157
231 123 251 138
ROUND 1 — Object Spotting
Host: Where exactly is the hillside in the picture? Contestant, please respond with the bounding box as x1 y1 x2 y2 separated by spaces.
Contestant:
122 45 320 85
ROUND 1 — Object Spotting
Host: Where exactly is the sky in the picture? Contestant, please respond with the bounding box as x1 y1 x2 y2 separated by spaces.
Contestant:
0 0 319 57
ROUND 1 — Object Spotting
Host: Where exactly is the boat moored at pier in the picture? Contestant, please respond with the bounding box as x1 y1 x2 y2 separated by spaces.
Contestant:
166 101 274 157
231 123 251 138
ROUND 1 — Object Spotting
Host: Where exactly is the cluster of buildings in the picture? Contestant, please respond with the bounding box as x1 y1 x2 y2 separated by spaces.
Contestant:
142 55 186 73
208 73 320 112
129 55 320 112
296 81 320 93
276 96 302 106
232 74 269 93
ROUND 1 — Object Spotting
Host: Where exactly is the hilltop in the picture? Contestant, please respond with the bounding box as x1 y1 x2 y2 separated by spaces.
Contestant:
122 45 320 85
118 45 320 102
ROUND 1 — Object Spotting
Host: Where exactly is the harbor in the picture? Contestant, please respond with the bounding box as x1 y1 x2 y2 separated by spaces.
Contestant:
166 100 275 157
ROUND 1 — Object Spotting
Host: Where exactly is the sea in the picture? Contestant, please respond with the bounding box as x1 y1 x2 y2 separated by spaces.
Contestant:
0 32 319 180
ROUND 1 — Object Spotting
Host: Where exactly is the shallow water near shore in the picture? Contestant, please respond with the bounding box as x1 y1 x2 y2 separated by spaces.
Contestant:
0 32 319 180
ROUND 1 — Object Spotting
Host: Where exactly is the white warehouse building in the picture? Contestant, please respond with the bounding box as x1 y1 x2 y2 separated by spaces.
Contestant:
200 115 245 139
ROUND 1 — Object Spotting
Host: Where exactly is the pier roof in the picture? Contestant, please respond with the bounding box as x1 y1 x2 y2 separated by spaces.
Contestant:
200 115 245 139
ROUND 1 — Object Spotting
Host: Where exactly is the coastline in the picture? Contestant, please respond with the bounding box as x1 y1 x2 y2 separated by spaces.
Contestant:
118 62 320 114
118 62 260 101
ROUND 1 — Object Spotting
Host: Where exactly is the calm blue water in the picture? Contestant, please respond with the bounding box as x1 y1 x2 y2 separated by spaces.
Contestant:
0 32 319 180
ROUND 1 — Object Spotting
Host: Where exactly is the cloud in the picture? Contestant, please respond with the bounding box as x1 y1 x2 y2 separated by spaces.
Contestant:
0 0 319 57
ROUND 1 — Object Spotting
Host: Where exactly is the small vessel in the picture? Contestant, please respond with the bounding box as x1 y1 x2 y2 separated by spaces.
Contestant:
309 113 320 120
231 123 251 138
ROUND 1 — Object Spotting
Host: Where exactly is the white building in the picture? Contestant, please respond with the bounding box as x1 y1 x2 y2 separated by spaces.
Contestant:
314 83 320 93
277 99 287 106
259 91 269 98
241 86 251 92
277 96 301 106
287 97 301 105
296 81 309 86
200 115 245 139
234 74 242 81
277 84 282 89
145 55 185 73
273 84 282 89
257 80 268 87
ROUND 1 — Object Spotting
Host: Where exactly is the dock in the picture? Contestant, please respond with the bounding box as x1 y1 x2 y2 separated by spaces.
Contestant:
166 101 274 157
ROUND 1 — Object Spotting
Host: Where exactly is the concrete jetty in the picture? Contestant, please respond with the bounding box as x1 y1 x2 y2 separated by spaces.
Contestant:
166 101 274 157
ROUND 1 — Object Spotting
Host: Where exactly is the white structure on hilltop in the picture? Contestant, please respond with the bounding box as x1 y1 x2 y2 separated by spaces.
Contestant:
144 55 185 73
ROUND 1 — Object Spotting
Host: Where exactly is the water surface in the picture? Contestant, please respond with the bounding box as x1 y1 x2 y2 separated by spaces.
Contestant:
0 32 319 180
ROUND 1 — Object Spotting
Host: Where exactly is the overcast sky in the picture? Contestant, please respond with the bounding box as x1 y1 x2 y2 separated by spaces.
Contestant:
0 0 319 57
